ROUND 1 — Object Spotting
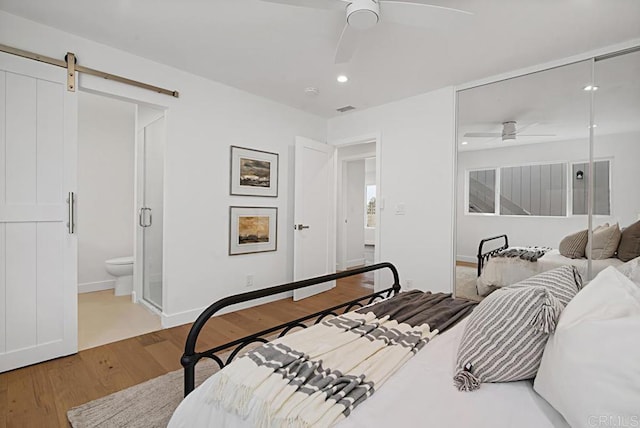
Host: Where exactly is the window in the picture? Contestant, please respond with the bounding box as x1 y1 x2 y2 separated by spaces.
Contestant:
572 160 610 215
366 185 376 227
467 160 610 217
500 163 567 216
468 169 496 214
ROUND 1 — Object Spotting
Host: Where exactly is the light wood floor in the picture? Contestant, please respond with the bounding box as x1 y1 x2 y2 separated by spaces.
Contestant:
0 273 373 428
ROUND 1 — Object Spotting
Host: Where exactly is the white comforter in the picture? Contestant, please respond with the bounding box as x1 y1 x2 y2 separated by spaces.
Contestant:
169 318 569 428
477 249 624 294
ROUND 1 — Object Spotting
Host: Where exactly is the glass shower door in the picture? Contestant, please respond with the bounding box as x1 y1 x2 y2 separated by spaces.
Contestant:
141 117 165 309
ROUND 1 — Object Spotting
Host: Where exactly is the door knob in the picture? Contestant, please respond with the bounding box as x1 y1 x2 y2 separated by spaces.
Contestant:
295 224 310 230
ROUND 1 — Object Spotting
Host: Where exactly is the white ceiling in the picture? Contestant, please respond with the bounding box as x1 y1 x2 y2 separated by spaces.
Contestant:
1 0 639 117
458 49 640 151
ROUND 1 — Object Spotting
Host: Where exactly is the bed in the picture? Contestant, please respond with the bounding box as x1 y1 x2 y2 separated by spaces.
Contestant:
168 262 571 428
476 234 624 295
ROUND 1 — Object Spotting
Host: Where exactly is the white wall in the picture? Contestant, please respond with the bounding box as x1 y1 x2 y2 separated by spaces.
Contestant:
328 87 456 293
0 11 327 326
456 131 640 261
77 92 135 293
345 160 365 268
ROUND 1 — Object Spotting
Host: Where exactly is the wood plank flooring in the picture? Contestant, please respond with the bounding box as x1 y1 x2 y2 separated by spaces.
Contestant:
0 274 373 427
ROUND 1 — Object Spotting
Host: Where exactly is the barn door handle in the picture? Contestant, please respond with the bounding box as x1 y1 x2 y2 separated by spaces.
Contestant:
66 192 75 234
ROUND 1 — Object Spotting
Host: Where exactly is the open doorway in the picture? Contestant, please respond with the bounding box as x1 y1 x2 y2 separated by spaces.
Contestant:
336 141 379 288
77 91 165 350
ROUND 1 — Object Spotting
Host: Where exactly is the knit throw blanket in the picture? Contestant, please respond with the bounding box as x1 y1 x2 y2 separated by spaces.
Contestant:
494 246 551 262
201 291 476 428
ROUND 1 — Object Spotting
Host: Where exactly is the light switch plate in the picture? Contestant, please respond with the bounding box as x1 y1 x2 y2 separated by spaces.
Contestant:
395 203 406 215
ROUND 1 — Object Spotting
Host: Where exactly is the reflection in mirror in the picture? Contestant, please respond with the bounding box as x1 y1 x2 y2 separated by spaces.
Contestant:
455 61 592 301
591 49 640 268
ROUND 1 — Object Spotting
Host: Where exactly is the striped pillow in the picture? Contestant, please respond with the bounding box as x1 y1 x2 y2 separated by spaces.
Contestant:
454 285 564 392
508 265 583 307
558 230 588 259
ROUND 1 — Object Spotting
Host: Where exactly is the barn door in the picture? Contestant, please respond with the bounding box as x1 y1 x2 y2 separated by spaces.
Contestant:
0 52 78 372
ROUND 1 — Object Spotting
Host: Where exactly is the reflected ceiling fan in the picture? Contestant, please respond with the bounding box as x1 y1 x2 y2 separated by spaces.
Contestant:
464 121 556 142
261 0 473 63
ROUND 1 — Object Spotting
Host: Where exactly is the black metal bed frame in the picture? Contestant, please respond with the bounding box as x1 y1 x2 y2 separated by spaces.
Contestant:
180 262 401 397
476 234 509 277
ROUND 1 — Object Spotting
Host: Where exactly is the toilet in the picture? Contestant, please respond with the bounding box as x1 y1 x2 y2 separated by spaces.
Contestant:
105 256 134 296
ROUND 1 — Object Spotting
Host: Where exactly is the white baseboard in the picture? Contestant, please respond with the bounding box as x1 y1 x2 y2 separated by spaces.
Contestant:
456 255 477 264
78 280 115 294
346 258 365 269
160 290 294 329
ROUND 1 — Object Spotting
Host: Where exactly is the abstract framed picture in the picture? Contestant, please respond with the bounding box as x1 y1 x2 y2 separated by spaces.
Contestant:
230 146 279 197
229 206 278 255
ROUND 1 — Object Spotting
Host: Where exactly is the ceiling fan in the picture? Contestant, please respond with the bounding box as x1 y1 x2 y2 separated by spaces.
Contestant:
261 0 473 64
463 121 556 142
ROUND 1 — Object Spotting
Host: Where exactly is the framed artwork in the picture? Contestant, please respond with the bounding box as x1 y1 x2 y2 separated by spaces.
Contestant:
229 206 278 255
230 146 279 197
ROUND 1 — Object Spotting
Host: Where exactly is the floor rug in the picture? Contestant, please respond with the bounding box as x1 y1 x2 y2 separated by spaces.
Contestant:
67 358 219 428
456 265 482 302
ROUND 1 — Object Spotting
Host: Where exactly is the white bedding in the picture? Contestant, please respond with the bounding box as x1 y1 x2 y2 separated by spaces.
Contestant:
169 318 569 428
477 249 624 294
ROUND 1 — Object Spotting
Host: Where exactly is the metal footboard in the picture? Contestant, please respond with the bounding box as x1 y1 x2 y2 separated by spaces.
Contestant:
180 262 401 396
477 235 509 277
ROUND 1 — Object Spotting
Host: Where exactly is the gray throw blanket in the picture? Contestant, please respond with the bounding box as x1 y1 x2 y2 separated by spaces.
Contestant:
200 291 477 427
495 246 551 262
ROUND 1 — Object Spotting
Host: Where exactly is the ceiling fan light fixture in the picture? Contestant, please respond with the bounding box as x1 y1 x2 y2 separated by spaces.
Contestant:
347 0 380 30
501 121 517 141
337 74 349 83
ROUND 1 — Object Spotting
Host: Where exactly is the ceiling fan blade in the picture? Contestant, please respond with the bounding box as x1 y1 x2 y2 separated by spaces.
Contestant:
379 1 473 29
464 132 501 138
335 23 360 64
517 134 557 137
260 0 347 10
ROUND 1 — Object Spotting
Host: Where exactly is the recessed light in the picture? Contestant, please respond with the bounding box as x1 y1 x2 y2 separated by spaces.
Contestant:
583 85 599 91
461 141 468 145
337 75 349 83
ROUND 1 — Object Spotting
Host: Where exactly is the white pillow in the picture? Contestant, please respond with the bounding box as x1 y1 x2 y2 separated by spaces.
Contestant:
533 267 640 428
617 256 640 286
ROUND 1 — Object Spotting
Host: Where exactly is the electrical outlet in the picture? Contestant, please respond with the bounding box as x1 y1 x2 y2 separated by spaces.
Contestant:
246 274 254 287
405 279 413 290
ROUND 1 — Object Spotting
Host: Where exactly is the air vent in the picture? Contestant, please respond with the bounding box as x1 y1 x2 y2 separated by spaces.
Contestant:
336 105 356 113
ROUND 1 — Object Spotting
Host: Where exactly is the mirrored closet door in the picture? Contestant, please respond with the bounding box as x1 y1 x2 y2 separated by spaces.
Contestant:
589 49 640 273
454 60 592 300
454 47 640 300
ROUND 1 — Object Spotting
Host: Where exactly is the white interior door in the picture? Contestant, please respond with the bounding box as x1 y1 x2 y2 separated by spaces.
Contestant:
293 137 336 301
0 52 78 372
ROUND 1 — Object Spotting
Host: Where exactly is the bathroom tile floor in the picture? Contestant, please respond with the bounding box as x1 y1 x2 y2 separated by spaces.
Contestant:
78 290 162 351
